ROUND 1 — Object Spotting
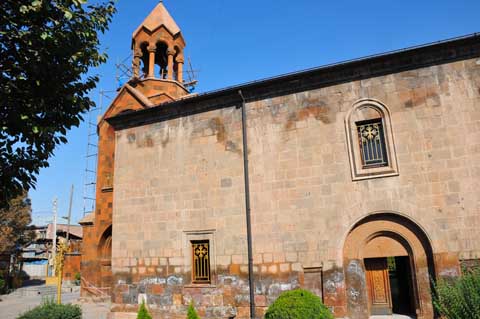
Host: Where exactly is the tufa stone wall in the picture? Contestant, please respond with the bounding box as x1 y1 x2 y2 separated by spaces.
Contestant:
81 77 189 296
111 57 480 318
64 254 81 282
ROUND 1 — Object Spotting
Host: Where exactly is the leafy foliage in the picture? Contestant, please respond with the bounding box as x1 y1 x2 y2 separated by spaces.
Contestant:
17 299 81 319
187 302 200 319
0 191 34 254
137 301 152 319
0 269 10 294
433 269 480 319
0 276 5 293
0 0 116 207
265 289 334 319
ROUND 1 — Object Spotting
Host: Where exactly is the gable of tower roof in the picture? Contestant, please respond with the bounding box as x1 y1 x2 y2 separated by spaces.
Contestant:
132 2 181 38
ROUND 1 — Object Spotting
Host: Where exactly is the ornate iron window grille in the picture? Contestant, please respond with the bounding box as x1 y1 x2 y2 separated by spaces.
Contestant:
192 240 211 284
356 119 388 168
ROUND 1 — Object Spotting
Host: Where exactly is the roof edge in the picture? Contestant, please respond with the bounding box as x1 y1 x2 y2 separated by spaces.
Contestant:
108 33 480 130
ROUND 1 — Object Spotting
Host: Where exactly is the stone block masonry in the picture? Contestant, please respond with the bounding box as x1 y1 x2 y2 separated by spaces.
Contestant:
110 53 480 318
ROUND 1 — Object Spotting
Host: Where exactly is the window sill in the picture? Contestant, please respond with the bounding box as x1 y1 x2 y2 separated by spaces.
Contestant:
100 259 111 266
352 170 399 181
184 284 216 289
101 186 113 193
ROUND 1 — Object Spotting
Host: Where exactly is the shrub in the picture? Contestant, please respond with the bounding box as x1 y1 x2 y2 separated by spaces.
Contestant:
137 301 152 319
187 302 200 319
433 268 480 319
74 272 81 286
0 271 8 294
17 300 81 319
265 289 333 319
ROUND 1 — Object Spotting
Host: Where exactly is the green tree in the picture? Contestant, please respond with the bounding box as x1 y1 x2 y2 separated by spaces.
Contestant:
187 302 200 319
137 301 152 319
0 191 34 255
0 0 116 207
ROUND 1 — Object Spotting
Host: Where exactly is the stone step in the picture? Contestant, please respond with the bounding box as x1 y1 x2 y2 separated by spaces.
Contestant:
11 286 56 297
9 284 80 297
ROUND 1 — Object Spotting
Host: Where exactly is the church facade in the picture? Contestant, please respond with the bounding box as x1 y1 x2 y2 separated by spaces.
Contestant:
80 3 480 319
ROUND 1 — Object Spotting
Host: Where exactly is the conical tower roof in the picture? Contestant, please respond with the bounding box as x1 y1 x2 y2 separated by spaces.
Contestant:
133 1 181 38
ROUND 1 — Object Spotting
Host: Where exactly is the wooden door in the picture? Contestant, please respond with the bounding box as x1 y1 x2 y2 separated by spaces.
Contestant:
365 258 392 315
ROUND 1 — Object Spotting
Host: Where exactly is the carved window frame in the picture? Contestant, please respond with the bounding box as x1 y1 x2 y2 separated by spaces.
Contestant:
191 240 211 284
345 99 399 181
183 229 216 287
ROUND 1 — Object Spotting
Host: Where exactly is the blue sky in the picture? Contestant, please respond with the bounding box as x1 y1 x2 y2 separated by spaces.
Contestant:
29 0 480 225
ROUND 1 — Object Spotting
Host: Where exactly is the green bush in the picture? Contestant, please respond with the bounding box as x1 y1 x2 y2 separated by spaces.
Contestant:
187 302 200 319
17 300 81 319
137 301 152 319
0 271 8 294
73 272 81 286
433 268 480 319
265 289 333 319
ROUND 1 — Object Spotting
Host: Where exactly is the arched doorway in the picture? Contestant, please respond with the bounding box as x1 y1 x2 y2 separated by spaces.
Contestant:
343 213 435 319
98 226 112 291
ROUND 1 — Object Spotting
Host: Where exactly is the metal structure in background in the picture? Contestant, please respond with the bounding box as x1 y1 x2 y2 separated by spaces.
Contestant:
82 90 102 216
81 55 134 216
51 197 58 275
184 57 199 92
82 55 198 216
82 89 114 217
63 185 74 242
115 55 133 88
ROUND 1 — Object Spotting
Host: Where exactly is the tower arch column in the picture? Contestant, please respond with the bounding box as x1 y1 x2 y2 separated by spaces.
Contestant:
147 45 156 78
132 49 143 78
176 55 184 83
166 47 175 80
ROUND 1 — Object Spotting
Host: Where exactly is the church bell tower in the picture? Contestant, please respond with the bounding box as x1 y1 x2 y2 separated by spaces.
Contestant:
79 2 190 294
129 1 189 103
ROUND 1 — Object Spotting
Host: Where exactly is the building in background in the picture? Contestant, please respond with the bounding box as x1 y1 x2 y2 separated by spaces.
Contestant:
80 2 480 319
21 224 82 283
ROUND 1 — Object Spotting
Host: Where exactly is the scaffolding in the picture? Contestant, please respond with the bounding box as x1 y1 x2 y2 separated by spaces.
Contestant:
116 55 133 87
81 55 198 216
82 90 114 216
184 57 199 92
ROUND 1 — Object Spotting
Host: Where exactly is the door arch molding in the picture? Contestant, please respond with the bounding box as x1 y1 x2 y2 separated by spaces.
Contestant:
98 225 112 260
343 212 435 319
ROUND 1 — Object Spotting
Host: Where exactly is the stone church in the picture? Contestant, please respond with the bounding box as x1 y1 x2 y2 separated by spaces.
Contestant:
80 2 480 319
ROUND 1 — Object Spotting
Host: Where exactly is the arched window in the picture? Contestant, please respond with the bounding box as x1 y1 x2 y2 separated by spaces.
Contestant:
345 99 399 180
173 46 181 81
139 42 150 77
155 41 168 78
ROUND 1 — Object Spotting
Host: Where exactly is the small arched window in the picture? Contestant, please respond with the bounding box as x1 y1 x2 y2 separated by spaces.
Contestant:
139 42 150 76
345 99 399 180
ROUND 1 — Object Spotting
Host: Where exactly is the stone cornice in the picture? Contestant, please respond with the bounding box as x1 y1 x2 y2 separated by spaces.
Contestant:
107 33 480 130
